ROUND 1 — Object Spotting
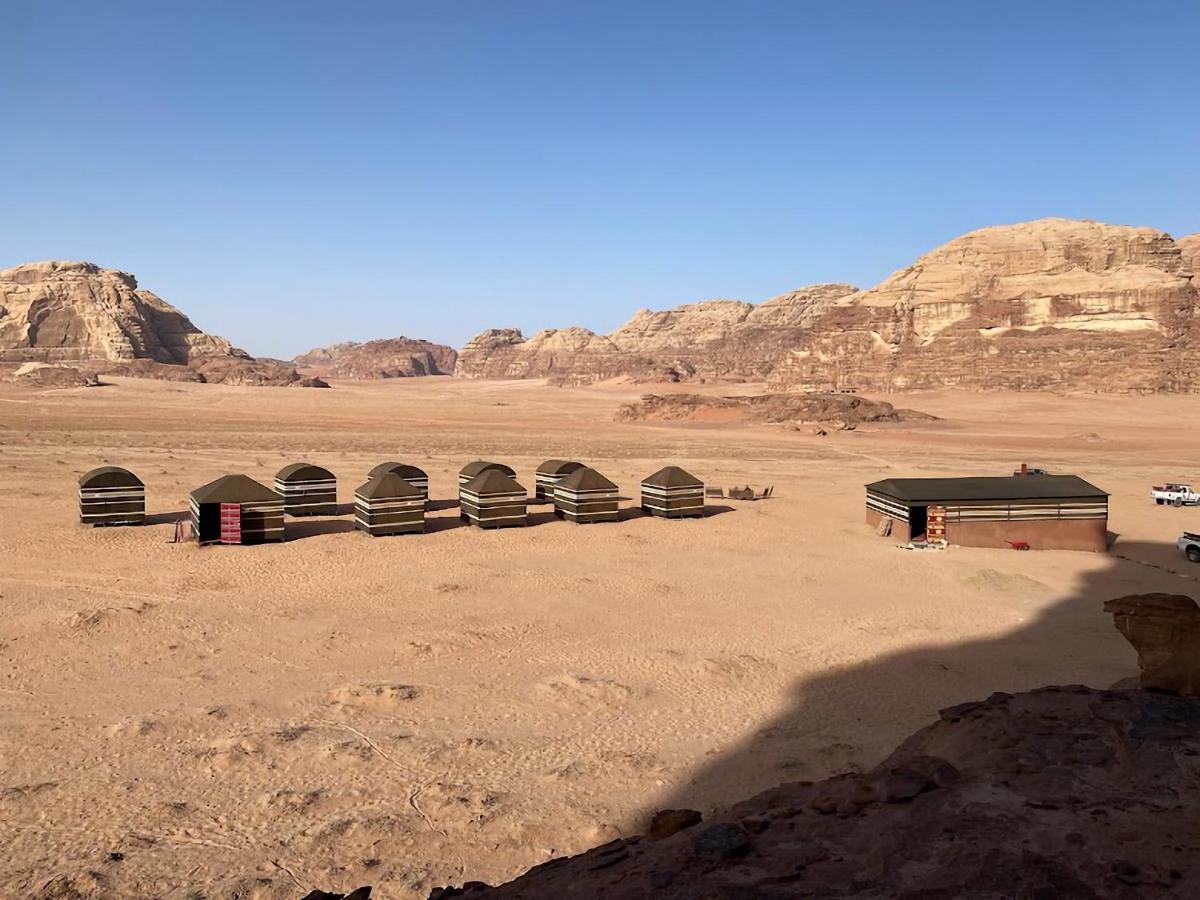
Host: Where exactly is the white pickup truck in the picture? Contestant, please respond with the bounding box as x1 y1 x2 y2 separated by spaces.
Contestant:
1152 483 1200 506
1180 532 1200 563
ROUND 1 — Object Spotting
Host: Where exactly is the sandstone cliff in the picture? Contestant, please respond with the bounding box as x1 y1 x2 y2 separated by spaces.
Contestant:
0 261 319 386
455 219 1200 393
294 338 458 379
454 284 857 384
769 219 1200 392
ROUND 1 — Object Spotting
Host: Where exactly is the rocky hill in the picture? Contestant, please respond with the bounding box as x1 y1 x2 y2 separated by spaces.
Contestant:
455 285 857 384
0 261 321 386
294 338 458 379
455 219 1200 392
770 218 1200 393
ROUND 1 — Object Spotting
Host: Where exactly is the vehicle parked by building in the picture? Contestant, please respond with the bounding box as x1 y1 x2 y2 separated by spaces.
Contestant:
1152 483 1200 506
1179 532 1200 563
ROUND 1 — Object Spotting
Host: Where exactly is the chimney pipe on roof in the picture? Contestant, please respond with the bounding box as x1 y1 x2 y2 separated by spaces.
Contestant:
1020 463 1028 476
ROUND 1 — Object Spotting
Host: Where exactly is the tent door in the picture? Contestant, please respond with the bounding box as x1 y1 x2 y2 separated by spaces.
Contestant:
927 505 947 542
909 505 928 540
219 502 243 544
198 503 221 543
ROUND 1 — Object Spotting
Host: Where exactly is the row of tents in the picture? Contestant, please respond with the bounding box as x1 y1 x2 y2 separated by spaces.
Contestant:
77 460 706 545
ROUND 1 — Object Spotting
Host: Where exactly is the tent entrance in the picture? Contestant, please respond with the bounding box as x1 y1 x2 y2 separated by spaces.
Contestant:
909 505 928 540
196 503 221 544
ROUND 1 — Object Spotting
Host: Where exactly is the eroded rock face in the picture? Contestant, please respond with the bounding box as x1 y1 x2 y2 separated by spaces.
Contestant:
0 261 233 364
769 219 1200 393
429 686 1200 898
0 261 318 386
293 338 458 379
455 327 647 383
454 285 857 384
614 392 935 429
1104 593 1200 696
1179 233 1200 275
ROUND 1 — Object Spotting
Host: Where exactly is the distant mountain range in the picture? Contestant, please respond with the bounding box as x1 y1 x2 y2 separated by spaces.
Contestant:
4 218 1197 392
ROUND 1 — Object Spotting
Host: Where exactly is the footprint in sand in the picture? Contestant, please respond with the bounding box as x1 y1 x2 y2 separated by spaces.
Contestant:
325 682 421 710
533 673 635 709
696 654 777 681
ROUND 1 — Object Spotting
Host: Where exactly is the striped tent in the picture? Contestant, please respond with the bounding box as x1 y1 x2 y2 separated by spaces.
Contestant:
554 466 619 524
535 459 585 499
458 460 516 487
368 462 429 498
189 474 285 545
461 469 528 529
641 466 705 519
274 463 338 517
355 472 425 536
79 466 145 526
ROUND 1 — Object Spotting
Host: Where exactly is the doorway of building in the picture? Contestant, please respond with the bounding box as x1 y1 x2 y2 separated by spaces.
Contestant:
909 505 928 540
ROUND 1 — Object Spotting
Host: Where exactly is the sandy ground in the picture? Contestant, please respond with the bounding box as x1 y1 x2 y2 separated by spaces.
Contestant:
1 376 1198 899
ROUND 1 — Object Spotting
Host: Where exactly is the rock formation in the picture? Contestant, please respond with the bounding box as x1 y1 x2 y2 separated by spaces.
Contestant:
456 219 1200 392
293 338 458 379
615 392 935 430
454 285 857 384
769 219 1200 393
1104 593 1200 696
0 261 320 387
1179 233 1200 275
455 327 649 383
429 685 1200 899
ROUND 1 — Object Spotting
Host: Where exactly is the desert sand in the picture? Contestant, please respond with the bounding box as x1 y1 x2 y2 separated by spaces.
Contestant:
1 376 1197 898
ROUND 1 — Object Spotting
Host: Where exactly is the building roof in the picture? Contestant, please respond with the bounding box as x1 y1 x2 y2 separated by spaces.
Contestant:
642 465 703 488
190 474 281 504
276 462 335 482
558 466 617 492
79 465 143 488
356 471 423 500
536 459 585 476
865 474 1109 503
459 460 516 479
368 461 427 480
463 469 526 495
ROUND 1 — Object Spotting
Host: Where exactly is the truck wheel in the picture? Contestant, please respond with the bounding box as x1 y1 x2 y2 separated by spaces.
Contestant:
1188 546 1200 564
1174 498 1184 507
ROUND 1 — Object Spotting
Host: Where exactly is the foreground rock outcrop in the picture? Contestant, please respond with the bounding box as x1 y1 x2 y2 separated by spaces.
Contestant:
431 685 1199 899
615 392 935 430
0 261 320 386
428 594 1200 898
456 219 1200 392
1104 593 1200 696
293 338 458 379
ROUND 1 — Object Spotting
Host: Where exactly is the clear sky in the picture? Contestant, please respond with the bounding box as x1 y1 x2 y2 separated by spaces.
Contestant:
4 1 1197 358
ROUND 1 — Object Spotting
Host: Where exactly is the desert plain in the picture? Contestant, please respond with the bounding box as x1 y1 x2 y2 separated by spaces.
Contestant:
1 376 1197 899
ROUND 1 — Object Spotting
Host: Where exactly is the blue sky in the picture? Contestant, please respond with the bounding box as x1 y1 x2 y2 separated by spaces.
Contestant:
4 1 1197 358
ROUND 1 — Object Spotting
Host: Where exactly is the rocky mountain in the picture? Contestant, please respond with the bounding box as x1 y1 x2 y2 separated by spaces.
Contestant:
427 593 1200 899
293 337 458 379
615 392 935 430
770 218 1200 393
0 261 322 387
454 284 857 384
455 219 1200 393
1179 232 1200 274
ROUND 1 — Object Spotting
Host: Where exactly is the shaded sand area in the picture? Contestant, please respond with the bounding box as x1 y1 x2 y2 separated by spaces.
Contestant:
1 376 1197 898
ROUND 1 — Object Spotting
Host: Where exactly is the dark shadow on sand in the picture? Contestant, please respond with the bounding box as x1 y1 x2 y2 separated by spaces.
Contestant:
648 539 1195 818
285 518 357 540
144 510 186 526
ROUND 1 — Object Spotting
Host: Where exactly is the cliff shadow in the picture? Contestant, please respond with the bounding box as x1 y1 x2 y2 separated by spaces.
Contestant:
647 540 1196 818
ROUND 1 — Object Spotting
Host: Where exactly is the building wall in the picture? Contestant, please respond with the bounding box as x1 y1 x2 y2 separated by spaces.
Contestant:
947 517 1108 552
865 508 912 542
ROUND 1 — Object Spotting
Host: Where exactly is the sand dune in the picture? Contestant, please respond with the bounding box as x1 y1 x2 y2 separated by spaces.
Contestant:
1 376 1197 898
